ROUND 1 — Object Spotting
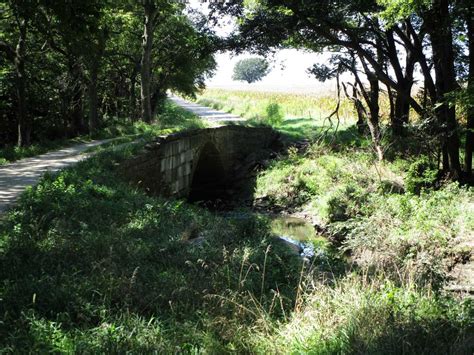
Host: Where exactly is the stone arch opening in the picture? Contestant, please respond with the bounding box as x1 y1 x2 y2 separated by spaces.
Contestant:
188 142 227 202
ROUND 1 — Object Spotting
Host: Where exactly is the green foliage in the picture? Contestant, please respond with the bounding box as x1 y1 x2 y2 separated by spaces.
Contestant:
232 57 270 83
256 129 473 287
196 89 357 132
153 14 216 98
264 102 284 126
0 139 305 352
346 183 474 286
0 119 472 352
256 139 378 217
0 101 204 164
405 156 438 194
377 0 431 25
0 0 216 146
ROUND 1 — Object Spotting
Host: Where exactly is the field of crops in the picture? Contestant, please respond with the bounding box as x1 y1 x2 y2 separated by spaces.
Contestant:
196 88 356 122
196 88 403 127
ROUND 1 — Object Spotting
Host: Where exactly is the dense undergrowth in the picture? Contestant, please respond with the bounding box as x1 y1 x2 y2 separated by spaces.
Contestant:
0 97 473 353
256 130 474 283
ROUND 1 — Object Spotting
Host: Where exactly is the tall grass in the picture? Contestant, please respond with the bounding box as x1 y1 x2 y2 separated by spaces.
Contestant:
196 88 357 123
0 101 472 352
248 274 473 354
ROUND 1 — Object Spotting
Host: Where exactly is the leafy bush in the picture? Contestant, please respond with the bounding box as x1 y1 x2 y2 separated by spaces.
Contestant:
405 157 438 194
265 102 284 126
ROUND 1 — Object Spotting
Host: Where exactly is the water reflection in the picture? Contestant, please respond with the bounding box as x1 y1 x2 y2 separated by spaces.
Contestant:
270 215 327 259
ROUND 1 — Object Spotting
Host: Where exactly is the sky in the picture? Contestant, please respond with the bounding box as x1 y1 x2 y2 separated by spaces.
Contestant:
185 1 425 95
206 50 344 94
187 1 342 94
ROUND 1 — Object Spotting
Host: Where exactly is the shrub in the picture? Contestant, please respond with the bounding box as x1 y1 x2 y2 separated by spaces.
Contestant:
265 102 284 126
405 157 438 194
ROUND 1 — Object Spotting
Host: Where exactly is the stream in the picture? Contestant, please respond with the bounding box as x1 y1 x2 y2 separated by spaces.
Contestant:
188 145 327 260
218 211 327 260
270 215 324 259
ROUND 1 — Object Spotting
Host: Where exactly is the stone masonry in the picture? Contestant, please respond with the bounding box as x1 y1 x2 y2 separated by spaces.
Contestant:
120 126 279 198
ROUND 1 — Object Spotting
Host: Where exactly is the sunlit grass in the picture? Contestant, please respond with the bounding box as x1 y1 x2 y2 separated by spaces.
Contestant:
196 88 357 122
0 100 204 165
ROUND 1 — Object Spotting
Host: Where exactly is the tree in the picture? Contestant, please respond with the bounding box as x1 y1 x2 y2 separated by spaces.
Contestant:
0 1 34 146
211 0 469 178
232 57 269 83
151 12 216 114
460 0 474 178
0 1 217 147
140 0 159 123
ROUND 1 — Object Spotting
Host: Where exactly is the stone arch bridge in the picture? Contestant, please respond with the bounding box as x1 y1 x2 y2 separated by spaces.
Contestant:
121 126 279 199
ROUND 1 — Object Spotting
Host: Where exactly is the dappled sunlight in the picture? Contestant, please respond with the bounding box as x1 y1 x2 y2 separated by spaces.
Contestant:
1 0 473 351
0 141 313 351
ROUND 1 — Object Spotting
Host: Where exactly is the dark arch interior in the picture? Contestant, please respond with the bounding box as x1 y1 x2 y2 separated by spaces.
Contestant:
188 143 228 203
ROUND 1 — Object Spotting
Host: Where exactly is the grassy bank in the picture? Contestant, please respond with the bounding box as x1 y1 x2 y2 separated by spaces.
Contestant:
256 132 474 282
0 99 472 352
0 101 204 165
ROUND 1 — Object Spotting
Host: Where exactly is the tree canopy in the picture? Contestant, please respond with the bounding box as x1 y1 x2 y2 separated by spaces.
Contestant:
0 0 216 145
1 0 473 181
232 57 270 83
211 0 474 180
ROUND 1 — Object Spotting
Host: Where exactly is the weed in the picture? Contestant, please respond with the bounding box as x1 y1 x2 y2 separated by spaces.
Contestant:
265 102 284 126
405 156 439 194
0 96 472 353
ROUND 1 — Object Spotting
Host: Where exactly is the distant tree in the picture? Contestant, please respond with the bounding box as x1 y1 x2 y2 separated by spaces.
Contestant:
211 0 471 178
232 57 269 83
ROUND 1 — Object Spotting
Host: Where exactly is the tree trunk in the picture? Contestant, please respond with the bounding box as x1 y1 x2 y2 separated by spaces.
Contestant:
130 62 140 121
393 84 412 135
140 2 156 123
465 0 474 178
386 84 395 128
387 27 415 136
352 84 367 133
343 83 367 134
367 74 383 161
70 60 86 136
151 89 167 117
426 0 462 177
356 56 383 160
88 63 99 133
15 19 29 147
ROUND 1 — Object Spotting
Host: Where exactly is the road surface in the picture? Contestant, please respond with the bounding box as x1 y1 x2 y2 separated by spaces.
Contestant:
0 140 113 214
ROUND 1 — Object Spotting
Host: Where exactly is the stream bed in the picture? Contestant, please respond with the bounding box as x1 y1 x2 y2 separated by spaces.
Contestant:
269 215 327 259
219 211 328 260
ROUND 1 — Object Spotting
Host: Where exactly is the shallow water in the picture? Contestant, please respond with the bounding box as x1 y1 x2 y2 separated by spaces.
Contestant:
270 215 327 259
270 216 316 241
217 212 326 258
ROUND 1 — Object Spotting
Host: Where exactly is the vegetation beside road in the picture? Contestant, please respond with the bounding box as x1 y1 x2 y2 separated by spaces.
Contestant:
1 98 472 353
196 88 359 123
0 101 204 165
